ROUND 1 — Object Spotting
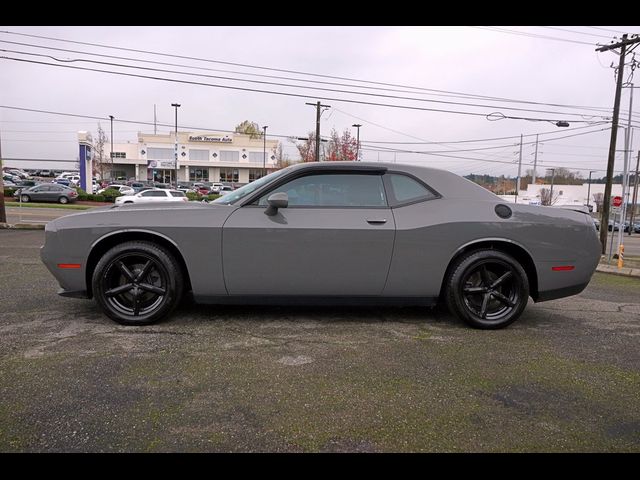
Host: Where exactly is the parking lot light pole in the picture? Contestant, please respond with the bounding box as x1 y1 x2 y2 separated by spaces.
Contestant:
587 170 596 211
352 124 362 161
109 115 114 183
171 103 180 188
262 125 268 178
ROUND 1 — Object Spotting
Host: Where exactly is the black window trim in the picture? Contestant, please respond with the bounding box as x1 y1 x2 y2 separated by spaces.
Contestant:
241 166 390 209
383 171 442 208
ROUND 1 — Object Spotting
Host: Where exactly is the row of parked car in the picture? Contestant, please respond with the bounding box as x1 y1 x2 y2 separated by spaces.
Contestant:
593 218 640 233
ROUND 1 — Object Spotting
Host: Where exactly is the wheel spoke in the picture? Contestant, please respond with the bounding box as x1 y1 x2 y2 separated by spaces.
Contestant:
139 283 166 296
117 261 135 281
480 266 491 287
463 286 486 294
135 260 154 283
490 271 512 289
479 293 490 319
492 291 515 307
105 283 134 297
133 289 141 316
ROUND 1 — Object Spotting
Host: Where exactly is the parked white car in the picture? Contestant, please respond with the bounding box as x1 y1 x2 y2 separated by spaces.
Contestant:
97 184 135 195
115 189 189 205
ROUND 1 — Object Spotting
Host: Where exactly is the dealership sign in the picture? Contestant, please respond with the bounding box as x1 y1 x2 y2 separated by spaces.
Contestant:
147 159 176 169
189 135 233 143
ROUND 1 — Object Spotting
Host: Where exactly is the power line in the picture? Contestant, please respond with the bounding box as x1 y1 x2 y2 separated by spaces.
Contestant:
2 48 613 120
585 26 631 35
2 56 605 124
0 30 616 114
536 26 614 39
470 26 597 46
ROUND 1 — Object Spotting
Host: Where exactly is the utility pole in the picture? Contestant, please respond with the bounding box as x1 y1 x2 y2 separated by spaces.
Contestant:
616 86 634 249
630 150 640 233
595 33 640 254
549 168 556 205
153 104 157 135
532 134 539 185
306 101 330 162
0 127 6 224
515 134 523 204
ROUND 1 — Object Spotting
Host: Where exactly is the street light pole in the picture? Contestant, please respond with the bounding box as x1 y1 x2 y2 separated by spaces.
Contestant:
587 170 596 212
109 115 114 182
171 103 180 188
262 125 268 178
548 168 555 205
352 124 362 161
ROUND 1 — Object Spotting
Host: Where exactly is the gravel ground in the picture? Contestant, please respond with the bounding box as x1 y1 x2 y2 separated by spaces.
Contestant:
1 229 639 452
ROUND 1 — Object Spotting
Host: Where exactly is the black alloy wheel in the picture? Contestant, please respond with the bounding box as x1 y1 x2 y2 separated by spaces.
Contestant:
445 250 529 329
92 241 183 325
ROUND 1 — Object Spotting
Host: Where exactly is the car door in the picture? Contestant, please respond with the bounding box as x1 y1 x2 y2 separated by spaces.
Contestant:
222 171 396 296
34 184 52 201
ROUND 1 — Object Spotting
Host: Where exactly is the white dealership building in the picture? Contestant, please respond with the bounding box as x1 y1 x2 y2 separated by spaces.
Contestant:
104 130 279 185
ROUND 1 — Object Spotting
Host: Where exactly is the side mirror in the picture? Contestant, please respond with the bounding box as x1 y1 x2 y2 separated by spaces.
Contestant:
265 192 288 216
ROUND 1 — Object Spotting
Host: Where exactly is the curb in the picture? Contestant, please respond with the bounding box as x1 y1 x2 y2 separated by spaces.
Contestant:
0 222 46 230
596 264 640 278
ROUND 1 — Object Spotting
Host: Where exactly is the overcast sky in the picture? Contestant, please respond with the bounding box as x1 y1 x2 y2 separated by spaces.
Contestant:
1 25 639 178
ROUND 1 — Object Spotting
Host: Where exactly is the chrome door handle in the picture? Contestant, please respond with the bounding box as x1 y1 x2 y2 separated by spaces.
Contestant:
366 218 387 224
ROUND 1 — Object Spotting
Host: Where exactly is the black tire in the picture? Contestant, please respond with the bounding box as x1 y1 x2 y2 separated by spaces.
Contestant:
20 194 30 203
444 250 529 329
92 241 183 325
59 196 69 204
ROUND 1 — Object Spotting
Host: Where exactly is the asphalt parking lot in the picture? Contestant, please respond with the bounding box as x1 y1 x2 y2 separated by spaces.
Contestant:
1 229 639 452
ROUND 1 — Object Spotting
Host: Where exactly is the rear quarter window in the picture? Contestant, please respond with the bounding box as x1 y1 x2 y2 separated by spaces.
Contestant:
385 173 439 206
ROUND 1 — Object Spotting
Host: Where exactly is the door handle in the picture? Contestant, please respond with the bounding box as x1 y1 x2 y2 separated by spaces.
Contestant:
366 218 387 225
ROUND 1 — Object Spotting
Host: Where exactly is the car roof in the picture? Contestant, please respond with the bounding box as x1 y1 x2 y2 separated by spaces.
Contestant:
279 162 498 200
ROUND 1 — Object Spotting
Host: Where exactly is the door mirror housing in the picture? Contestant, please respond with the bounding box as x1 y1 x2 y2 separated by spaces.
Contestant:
265 192 288 216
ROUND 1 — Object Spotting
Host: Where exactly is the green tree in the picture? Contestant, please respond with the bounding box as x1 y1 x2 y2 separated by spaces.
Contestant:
234 120 262 139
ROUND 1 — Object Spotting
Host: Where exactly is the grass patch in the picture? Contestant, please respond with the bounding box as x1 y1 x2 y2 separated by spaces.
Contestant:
5 202 93 210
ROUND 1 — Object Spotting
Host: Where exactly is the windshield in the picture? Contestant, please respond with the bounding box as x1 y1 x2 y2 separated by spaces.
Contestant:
212 167 292 205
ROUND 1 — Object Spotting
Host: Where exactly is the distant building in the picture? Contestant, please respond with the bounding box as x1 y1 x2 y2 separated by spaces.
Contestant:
497 183 638 213
103 130 279 184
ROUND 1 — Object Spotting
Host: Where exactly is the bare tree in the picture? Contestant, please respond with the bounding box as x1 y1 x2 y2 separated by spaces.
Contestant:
92 124 110 181
540 187 559 206
272 141 291 169
326 128 358 161
592 192 604 212
296 131 317 162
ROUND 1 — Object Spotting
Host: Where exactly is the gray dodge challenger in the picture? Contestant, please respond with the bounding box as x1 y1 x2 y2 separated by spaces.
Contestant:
40 162 601 329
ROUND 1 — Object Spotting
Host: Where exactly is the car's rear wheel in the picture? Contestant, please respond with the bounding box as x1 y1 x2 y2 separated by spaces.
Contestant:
59 196 69 204
20 194 30 202
92 241 183 325
445 250 529 329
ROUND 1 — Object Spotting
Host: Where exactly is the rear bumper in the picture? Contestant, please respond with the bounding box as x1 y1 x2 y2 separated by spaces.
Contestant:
535 282 589 302
58 287 89 299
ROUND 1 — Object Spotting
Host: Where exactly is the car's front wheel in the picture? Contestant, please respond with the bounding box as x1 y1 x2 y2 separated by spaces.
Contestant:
92 241 183 325
444 250 529 329
20 194 30 202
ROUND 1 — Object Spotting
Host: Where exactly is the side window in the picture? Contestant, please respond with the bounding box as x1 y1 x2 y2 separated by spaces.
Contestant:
257 173 387 207
141 190 166 197
386 173 438 206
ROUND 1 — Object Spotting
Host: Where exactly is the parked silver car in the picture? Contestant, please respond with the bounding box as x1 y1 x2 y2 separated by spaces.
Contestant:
40 162 600 328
